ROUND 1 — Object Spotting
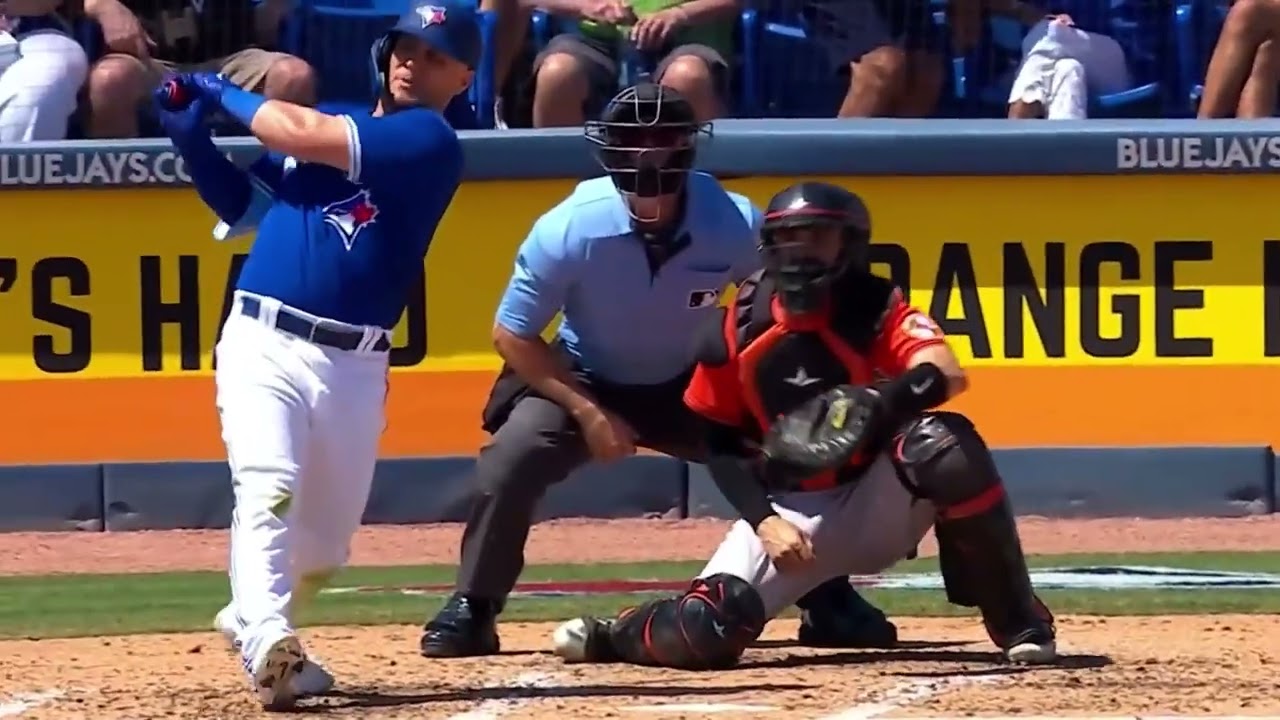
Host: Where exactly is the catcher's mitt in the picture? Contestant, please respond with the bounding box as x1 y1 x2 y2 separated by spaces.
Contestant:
762 385 882 475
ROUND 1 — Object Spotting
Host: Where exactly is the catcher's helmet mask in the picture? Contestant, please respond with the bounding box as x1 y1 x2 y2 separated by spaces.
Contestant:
585 83 711 222
761 182 873 314
370 2 480 111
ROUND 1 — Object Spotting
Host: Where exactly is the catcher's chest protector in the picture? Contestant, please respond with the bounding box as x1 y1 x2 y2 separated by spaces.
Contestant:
726 271 893 488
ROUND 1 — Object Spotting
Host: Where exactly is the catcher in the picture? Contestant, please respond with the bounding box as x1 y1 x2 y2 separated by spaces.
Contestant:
548 181 1058 669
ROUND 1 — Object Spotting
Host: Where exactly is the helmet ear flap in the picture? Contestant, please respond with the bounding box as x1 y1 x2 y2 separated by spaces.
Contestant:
370 34 393 94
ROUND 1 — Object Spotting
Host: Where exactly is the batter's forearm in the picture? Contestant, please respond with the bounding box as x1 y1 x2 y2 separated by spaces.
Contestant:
493 330 598 416
170 131 253 225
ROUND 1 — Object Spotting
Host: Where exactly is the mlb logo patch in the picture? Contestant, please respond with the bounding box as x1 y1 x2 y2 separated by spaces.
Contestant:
417 4 447 26
688 289 719 309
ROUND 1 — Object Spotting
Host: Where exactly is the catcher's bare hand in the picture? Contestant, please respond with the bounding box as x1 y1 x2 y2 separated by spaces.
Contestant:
763 385 881 474
756 515 815 573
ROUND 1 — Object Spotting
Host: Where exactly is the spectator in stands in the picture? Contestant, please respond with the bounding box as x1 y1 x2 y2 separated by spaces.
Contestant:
81 0 316 138
1001 7 1132 119
528 0 740 125
0 6 89 141
806 0 978 118
1197 0 1280 117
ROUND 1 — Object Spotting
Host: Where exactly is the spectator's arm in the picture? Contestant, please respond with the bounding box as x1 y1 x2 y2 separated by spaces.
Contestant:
672 0 739 24
519 0 584 16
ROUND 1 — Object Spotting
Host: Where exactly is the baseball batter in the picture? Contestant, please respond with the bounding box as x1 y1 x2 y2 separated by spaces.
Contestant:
421 83 897 660
551 182 1058 669
151 2 478 709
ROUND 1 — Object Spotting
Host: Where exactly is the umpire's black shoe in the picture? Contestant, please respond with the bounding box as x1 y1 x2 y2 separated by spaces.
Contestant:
421 593 502 657
796 580 898 649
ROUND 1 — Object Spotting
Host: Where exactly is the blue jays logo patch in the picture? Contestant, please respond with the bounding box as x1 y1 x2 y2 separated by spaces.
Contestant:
417 4 446 26
322 189 380 250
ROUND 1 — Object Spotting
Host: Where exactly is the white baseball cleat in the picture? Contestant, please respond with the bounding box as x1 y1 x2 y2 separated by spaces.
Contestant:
216 607 335 696
1006 639 1058 665
552 617 613 663
247 633 305 711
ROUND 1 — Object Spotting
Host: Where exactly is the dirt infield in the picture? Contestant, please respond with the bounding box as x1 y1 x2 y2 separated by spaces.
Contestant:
3 516 1280 718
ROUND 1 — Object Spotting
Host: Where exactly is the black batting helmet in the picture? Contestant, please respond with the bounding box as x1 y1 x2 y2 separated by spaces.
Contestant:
584 83 708 201
761 182 873 313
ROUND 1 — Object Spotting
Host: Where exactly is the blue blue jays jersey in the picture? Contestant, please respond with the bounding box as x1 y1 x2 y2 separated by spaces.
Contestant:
233 107 463 329
495 172 762 385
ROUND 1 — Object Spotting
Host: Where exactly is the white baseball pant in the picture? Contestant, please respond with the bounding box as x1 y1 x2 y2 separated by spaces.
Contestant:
698 454 936 618
215 291 389 665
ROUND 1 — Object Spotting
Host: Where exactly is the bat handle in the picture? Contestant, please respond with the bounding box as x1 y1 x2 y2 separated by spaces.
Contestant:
159 78 191 111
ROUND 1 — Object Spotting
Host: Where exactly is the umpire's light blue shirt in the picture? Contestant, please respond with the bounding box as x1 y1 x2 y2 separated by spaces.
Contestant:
496 172 762 385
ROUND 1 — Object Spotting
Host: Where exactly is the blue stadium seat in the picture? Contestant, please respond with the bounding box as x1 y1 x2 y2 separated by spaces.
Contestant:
1185 0 1227 114
740 0 844 118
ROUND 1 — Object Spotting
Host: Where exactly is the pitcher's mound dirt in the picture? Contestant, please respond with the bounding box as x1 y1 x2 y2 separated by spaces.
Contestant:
3 615 1277 719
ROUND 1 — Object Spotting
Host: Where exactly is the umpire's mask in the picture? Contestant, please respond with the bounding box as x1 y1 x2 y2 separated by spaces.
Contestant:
585 83 708 219
761 182 873 315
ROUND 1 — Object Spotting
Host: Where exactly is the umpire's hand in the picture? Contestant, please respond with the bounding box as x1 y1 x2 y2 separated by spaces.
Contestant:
575 405 637 461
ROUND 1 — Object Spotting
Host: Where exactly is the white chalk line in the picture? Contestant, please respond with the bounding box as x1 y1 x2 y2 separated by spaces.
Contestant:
621 702 777 713
0 690 63 718
444 671 559 720
813 675 1004 720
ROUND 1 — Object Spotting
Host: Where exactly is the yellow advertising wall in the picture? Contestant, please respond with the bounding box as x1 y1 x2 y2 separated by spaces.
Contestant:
5 174 1280 463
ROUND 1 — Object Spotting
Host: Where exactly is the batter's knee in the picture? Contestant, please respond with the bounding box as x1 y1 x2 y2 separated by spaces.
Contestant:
891 411 1003 510
609 573 766 669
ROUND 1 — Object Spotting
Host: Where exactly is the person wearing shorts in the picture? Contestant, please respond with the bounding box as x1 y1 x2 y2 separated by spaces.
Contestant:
82 0 316 137
529 0 739 125
804 0 970 117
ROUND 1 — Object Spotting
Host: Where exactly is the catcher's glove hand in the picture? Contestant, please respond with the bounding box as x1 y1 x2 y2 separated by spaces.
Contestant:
762 385 883 475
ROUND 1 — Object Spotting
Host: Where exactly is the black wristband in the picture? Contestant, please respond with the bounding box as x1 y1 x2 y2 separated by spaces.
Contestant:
879 362 950 422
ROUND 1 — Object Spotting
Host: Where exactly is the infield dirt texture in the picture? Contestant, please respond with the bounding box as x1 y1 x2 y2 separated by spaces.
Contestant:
3 516 1280 719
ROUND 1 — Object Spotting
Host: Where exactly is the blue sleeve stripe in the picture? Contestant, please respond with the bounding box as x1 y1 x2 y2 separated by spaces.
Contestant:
342 115 361 183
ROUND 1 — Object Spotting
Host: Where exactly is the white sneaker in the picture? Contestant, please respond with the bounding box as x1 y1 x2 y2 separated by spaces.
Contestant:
246 632 305 711
216 607 335 697
1006 638 1058 664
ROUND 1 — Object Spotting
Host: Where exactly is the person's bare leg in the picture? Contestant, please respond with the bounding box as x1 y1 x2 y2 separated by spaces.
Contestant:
531 52 589 127
892 50 944 117
1238 38 1280 116
838 45 907 117
1198 0 1277 118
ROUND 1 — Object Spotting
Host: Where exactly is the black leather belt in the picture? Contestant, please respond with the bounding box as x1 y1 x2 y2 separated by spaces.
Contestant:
240 296 391 352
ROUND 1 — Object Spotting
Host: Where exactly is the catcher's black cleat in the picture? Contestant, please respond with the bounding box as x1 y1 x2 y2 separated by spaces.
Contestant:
985 594 1057 664
421 594 501 657
796 579 898 649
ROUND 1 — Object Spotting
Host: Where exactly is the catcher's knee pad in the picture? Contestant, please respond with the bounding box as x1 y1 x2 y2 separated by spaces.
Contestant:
892 411 1005 516
609 573 766 670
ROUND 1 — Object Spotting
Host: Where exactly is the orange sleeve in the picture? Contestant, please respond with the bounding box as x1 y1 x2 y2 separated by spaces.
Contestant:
869 288 947 378
684 358 746 427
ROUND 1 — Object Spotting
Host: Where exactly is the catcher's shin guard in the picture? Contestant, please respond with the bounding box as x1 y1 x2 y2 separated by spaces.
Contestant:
893 412 1055 658
606 573 766 669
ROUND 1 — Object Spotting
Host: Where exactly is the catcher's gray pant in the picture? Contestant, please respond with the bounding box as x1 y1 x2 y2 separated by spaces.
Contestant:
699 454 936 618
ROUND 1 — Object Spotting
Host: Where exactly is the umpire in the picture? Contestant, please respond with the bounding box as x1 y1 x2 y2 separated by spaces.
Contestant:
420 83 897 658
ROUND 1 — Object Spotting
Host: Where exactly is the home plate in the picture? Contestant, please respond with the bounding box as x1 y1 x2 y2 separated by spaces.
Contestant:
622 703 776 713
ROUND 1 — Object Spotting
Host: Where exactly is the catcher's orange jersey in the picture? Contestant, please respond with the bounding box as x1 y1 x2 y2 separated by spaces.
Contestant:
684 271 945 489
